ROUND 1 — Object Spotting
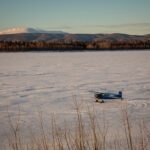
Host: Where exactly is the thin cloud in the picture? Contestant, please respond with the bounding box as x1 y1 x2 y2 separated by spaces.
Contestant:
76 23 150 34
46 26 72 30
89 23 150 28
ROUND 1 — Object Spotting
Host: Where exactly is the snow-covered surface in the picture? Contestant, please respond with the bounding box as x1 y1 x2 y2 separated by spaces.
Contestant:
0 27 66 35
0 51 150 143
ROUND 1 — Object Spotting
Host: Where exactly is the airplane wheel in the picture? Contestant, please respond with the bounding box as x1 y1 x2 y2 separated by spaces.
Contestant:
100 100 104 103
95 99 99 102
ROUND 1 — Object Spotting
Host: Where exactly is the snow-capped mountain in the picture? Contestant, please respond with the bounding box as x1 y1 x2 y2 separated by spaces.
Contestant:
0 27 149 42
0 27 67 35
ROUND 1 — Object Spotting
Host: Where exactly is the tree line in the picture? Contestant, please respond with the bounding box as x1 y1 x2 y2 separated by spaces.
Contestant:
0 40 150 51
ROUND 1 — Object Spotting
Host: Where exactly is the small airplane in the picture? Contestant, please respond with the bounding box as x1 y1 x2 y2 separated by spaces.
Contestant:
94 91 123 103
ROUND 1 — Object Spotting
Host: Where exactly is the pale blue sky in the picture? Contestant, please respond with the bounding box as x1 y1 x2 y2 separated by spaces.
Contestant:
0 0 150 34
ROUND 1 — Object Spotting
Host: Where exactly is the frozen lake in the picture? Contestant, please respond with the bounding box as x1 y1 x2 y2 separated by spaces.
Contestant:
0 51 150 144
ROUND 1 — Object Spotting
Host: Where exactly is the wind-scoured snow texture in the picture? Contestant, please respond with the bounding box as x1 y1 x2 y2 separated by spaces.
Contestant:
0 51 150 144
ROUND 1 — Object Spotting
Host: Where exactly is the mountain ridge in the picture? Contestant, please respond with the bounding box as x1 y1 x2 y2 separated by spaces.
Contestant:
0 27 67 35
0 32 150 42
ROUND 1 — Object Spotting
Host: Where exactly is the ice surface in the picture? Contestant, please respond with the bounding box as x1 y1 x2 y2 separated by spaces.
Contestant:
0 51 150 144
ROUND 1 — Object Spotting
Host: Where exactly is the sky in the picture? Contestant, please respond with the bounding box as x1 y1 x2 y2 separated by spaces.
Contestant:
0 0 150 34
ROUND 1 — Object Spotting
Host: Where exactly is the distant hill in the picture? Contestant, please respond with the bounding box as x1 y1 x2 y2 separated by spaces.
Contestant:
0 28 150 51
0 33 150 42
0 27 67 35
0 27 150 42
